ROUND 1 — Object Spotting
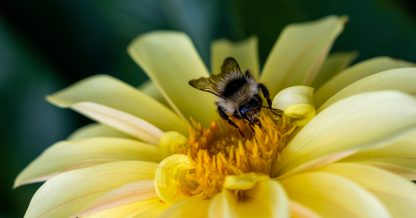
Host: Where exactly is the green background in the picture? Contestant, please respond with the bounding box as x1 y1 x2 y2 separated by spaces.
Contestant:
0 0 415 217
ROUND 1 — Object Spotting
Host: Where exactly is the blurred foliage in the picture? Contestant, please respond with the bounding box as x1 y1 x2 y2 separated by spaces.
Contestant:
0 0 415 217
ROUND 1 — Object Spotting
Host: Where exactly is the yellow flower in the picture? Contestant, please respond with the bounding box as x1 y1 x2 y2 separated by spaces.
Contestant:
15 16 416 218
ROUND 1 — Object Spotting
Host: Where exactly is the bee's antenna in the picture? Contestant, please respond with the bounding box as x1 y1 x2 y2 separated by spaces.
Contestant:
261 105 283 116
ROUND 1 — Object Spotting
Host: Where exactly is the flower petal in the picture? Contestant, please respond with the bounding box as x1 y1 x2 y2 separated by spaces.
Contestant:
162 197 210 218
272 91 416 177
260 16 346 96
209 180 289 218
223 173 269 190
319 67 416 110
154 154 196 204
47 75 187 135
138 80 169 106
158 131 188 157
24 161 157 218
280 172 390 218
71 102 163 144
209 191 237 218
272 86 315 126
77 180 156 217
350 161 416 181
81 198 165 218
312 51 358 88
289 201 320 218
321 163 416 218
132 200 168 217
343 127 416 179
128 31 217 126
314 57 414 106
211 37 260 79
68 123 133 140
14 138 161 187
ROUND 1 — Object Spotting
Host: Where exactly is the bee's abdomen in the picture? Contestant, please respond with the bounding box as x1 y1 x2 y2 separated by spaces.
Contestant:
222 77 248 98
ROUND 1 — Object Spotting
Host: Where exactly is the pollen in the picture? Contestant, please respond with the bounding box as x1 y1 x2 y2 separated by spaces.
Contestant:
178 112 297 198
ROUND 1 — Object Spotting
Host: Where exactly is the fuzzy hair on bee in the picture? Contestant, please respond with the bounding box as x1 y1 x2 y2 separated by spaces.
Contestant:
189 57 277 132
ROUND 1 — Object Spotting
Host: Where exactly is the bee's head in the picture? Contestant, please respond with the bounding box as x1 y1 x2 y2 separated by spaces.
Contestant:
239 96 262 124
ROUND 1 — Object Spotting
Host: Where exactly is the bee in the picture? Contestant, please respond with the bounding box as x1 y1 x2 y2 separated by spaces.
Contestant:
189 57 279 132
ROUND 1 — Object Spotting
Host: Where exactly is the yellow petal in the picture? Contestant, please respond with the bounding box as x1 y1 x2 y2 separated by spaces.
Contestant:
223 172 269 190
321 163 416 218
158 131 188 157
314 57 414 106
260 16 346 96
81 198 165 218
138 80 169 106
272 86 315 126
14 138 161 187
24 161 157 218
289 201 320 218
133 200 169 217
344 127 416 179
209 180 289 218
209 191 237 218
162 197 210 218
128 31 217 126
211 37 260 79
154 154 195 204
312 51 358 88
272 91 416 177
78 180 156 217
47 75 187 135
68 123 133 140
280 172 389 218
71 102 163 144
319 67 416 110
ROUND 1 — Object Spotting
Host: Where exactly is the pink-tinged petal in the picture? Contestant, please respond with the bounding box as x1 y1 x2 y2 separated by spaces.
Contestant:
24 161 157 218
47 75 187 136
161 196 210 218
68 123 134 140
15 138 161 188
77 180 156 217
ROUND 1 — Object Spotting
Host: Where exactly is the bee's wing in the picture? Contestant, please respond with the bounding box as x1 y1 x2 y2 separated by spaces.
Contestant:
188 77 222 97
188 57 243 97
220 57 242 75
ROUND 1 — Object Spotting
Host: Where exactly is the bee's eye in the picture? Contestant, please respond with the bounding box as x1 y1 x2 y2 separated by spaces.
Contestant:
239 105 249 115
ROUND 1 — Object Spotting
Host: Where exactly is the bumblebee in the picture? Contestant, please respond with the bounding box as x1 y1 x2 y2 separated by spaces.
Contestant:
189 57 277 131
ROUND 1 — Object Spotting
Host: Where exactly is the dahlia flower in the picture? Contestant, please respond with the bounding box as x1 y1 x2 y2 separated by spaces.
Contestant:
16 16 416 218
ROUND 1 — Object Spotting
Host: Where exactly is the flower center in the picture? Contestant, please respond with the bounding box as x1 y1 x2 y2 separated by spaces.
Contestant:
178 112 296 198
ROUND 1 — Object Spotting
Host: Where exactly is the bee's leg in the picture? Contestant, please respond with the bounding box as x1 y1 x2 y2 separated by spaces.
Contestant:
258 83 283 116
247 122 255 132
254 117 262 128
258 83 272 108
218 106 244 136
247 117 262 130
